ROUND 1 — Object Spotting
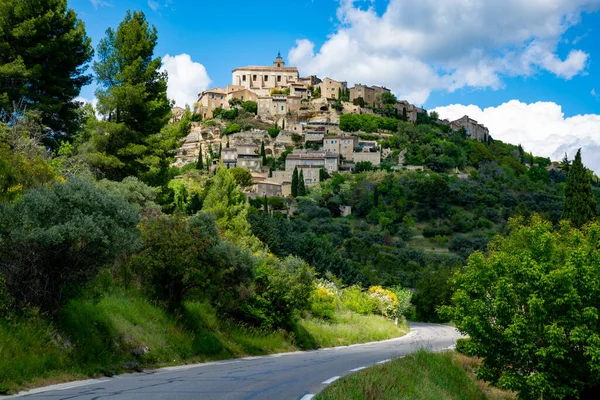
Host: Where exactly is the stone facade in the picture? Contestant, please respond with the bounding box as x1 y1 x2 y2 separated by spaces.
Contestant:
285 150 339 173
232 54 300 97
258 94 302 117
196 88 227 119
450 115 490 142
353 150 381 166
350 84 391 106
272 165 321 186
256 181 283 197
318 77 348 100
323 134 358 160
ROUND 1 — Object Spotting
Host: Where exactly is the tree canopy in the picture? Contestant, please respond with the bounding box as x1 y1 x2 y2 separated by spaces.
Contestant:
0 0 93 145
563 149 597 228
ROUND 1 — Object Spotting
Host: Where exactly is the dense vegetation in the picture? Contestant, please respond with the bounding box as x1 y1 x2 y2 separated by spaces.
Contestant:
2 1 600 398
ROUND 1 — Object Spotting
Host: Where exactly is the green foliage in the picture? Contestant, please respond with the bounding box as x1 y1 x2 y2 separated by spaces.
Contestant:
316 350 493 400
563 149 597 228
97 176 160 211
267 128 280 138
131 213 254 310
291 167 299 197
223 123 241 135
354 161 375 173
87 11 172 181
241 101 257 115
0 0 93 145
340 113 397 133
238 256 315 329
445 216 600 399
298 169 307 196
0 178 140 311
229 167 253 187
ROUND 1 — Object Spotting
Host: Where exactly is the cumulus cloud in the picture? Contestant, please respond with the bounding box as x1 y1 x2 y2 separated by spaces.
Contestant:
75 96 102 119
160 54 212 108
289 0 600 104
432 101 600 174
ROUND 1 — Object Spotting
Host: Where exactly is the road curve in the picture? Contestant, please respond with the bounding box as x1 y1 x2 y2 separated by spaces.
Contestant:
8 323 462 400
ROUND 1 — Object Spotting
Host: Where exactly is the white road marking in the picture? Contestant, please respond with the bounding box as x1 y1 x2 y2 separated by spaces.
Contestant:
350 366 366 372
299 395 315 400
322 376 341 384
376 359 391 364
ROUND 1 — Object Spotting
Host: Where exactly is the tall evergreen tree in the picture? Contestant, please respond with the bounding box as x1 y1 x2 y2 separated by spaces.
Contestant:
0 0 93 146
298 170 306 196
517 144 525 164
560 153 571 175
402 107 408 122
263 196 268 214
88 10 172 181
291 167 299 197
218 142 222 158
196 145 203 170
563 149 597 228
261 141 267 165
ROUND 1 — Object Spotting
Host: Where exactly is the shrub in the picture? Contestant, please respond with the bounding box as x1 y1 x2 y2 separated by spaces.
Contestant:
237 256 315 329
268 128 280 138
368 286 400 319
0 178 140 312
224 123 241 135
229 167 253 187
310 280 339 320
241 101 257 115
340 286 377 315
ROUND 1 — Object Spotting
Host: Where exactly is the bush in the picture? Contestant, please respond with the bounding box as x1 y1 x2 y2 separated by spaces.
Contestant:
229 167 253 187
368 286 400 319
310 280 339 320
0 178 140 312
224 123 241 135
237 256 315 329
241 101 257 115
131 213 254 311
268 128 280 138
341 286 377 315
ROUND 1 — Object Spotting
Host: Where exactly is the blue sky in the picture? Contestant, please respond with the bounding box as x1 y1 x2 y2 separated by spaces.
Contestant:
73 0 600 171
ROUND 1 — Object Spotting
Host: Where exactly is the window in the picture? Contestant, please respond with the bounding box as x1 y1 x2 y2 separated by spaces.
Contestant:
211 94 215 99
281 106 284 111
253 75 257 81
220 95 223 100
264 75 268 81
277 75 281 82
242 75 246 82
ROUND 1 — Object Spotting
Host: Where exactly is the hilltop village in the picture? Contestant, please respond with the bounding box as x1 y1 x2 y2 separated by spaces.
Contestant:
173 53 491 197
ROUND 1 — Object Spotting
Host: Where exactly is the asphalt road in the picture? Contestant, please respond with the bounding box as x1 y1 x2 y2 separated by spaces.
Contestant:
8 322 462 400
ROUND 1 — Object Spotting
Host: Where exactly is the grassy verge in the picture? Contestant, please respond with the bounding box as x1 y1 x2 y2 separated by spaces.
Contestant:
316 350 515 400
0 290 407 394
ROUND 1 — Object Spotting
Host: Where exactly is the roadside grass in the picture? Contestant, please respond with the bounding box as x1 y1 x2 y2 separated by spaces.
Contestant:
316 350 516 400
0 290 407 394
298 310 408 348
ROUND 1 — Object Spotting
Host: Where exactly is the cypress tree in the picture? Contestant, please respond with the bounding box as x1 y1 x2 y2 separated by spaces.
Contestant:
291 167 299 197
261 142 267 165
518 144 525 164
263 196 269 213
196 146 203 170
219 143 222 158
402 108 408 122
560 153 571 175
563 149 598 228
298 170 306 196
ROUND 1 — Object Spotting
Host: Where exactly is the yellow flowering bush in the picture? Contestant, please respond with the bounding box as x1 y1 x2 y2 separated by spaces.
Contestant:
309 280 339 319
369 286 400 319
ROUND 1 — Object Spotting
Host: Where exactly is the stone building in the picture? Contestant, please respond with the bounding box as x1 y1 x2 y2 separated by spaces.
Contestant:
318 77 348 100
257 93 302 117
232 53 300 97
394 100 423 123
450 115 490 142
349 84 391 106
323 134 358 160
256 181 283 197
196 88 227 119
272 165 321 187
353 149 381 166
226 85 259 104
285 150 339 173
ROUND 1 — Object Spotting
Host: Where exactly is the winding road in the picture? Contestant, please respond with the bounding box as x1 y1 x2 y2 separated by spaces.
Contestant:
7 323 462 400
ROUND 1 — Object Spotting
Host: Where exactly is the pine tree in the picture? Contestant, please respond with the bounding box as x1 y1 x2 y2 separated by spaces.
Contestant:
298 170 306 196
261 142 267 165
196 146 203 170
291 167 299 197
0 0 93 146
563 149 598 228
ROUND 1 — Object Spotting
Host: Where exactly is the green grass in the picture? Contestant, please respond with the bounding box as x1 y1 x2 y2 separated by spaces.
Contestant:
316 350 515 400
298 311 408 348
0 291 407 394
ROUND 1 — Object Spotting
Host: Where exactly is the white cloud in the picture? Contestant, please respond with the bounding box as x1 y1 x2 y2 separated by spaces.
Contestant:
289 0 600 104
160 54 212 108
75 96 102 119
432 100 600 174
147 0 172 12
147 0 160 11
90 0 111 9
593 89 599 99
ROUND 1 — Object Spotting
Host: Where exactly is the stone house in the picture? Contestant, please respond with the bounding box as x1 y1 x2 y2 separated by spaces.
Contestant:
450 115 490 142
256 181 283 197
349 84 391 106
196 88 227 119
257 94 302 117
318 77 348 100
226 86 259 104
353 149 381 166
285 150 339 173
323 134 358 160
272 165 321 187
